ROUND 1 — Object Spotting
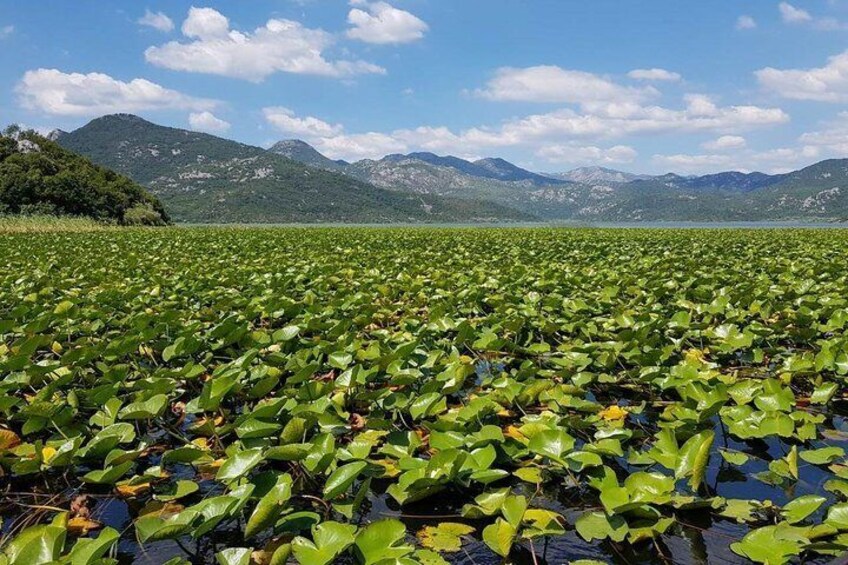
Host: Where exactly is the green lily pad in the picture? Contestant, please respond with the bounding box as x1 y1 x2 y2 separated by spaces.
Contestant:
417 523 475 552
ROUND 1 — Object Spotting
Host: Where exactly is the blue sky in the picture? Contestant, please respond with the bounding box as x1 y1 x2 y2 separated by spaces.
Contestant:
2 1 848 174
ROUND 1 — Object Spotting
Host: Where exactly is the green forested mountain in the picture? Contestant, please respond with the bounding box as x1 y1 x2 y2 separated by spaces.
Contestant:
58 115 531 224
0 126 168 224
749 159 848 219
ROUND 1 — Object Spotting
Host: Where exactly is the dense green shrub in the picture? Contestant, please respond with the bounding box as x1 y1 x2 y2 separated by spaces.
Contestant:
0 126 169 225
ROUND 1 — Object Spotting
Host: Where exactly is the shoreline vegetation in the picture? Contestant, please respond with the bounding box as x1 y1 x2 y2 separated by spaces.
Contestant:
2 214 848 234
0 214 115 233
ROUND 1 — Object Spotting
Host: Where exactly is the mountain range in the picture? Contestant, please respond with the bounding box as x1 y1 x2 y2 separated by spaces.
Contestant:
270 137 848 221
54 114 848 223
56 115 530 223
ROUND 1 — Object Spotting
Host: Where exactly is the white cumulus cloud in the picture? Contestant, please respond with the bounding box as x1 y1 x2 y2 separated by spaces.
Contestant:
779 2 812 23
627 68 681 82
475 65 657 104
475 95 788 144
138 9 174 33
0 25 13 39
736 15 757 30
653 153 737 171
188 111 230 133
16 68 217 116
346 0 428 44
652 146 821 174
263 107 344 138
701 135 747 151
778 2 845 29
537 144 638 164
315 131 403 161
756 50 848 102
799 112 848 154
145 7 385 82
181 6 229 38
265 92 787 163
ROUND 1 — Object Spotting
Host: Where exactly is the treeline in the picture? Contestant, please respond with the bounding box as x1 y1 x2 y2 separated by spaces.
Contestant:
0 126 169 225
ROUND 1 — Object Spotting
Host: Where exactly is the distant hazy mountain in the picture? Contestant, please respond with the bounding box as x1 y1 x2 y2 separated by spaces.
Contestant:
346 155 507 197
273 142 566 187
266 142 581 216
638 171 785 192
276 139 848 221
57 115 532 224
572 161 848 221
394 152 566 185
472 157 569 185
685 171 785 192
343 154 594 219
390 152 492 178
547 166 649 185
269 139 347 172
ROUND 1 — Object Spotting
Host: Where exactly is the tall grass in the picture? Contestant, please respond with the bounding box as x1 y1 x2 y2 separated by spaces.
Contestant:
0 215 112 233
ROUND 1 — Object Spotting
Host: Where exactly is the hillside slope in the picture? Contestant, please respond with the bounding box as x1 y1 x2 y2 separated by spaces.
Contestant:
751 159 848 219
59 115 531 224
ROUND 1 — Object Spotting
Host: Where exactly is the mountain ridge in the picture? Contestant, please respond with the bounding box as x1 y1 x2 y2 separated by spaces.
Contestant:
273 138 848 221
545 166 650 185
54 116 848 223
57 115 532 224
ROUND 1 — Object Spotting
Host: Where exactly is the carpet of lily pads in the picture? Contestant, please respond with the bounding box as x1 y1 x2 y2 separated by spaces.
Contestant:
1 227 848 565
